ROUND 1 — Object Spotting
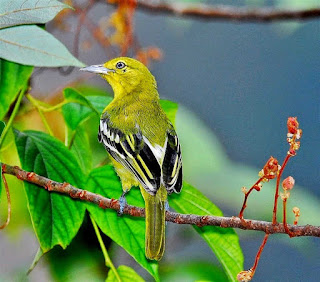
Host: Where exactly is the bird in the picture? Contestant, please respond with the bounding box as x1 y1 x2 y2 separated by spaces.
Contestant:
80 57 182 261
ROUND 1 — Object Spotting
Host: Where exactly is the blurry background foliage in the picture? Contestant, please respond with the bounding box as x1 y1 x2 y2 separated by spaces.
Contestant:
0 0 319 281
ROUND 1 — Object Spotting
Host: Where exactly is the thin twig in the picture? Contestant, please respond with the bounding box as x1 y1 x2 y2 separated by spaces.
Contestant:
74 0 95 58
283 198 295 237
0 90 25 148
1 162 320 237
251 234 269 275
83 17 115 58
106 0 320 22
0 173 11 229
238 177 263 219
273 154 291 224
91 216 121 282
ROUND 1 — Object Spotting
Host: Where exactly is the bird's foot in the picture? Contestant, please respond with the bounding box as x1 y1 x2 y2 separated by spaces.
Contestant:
165 201 170 226
118 190 128 215
165 200 170 212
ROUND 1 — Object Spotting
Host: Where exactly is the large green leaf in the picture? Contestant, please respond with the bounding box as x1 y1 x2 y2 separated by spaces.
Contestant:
0 25 84 67
0 120 5 138
0 59 33 119
63 88 99 114
62 88 112 131
86 165 159 281
14 130 86 252
62 89 95 131
106 265 145 282
0 0 70 29
169 182 243 282
87 95 112 115
70 126 92 175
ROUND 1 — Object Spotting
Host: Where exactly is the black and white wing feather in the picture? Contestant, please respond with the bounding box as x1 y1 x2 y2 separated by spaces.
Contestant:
162 128 182 194
98 117 182 195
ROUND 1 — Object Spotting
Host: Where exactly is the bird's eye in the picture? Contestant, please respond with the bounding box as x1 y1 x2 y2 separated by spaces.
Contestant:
116 61 126 69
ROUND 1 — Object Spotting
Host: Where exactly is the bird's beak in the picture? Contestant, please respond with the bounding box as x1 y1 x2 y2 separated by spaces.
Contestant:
80 64 115 75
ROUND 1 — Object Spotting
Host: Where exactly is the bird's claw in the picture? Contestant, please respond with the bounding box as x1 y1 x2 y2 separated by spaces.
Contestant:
165 201 170 212
118 190 128 215
165 201 169 226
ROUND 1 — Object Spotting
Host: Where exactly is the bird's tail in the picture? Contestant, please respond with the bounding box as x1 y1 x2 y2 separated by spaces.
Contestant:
140 185 167 261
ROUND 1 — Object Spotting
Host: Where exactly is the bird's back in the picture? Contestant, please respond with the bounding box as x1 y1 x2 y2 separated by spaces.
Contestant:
103 97 169 147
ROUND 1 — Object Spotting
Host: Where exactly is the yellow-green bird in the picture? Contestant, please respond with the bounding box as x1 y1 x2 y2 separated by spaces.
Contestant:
81 57 182 260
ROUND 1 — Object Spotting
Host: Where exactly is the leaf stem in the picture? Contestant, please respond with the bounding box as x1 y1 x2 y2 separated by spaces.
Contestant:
26 94 54 136
0 89 25 148
90 216 121 282
27 247 43 275
42 101 68 112
38 110 54 136
26 94 67 112
68 130 77 149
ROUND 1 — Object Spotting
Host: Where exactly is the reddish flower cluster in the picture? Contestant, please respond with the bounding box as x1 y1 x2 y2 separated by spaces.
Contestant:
282 176 295 191
292 207 300 225
287 117 299 134
281 176 295 200
237 269 253 282
259 156 280 180
287 117 302 156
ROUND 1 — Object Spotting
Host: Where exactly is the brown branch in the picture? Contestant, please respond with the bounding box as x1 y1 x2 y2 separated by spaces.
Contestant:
2 162 320 237
106 0 320 22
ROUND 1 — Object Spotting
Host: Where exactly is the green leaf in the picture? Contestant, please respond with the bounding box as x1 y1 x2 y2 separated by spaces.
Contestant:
0 0 70 29
87 95 112 115
106 265 145 282
0 25 84 67
160 100 178 125
169 182 243 282
0 59 33 119
14 130 86 252
62 89 112 130
86 165 159 281
62 89 96 130
70 126 92 175
63 88 98 114
0 120 5 137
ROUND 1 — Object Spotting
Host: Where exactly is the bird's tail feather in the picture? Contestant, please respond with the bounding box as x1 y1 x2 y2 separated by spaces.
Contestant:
141 186 166 261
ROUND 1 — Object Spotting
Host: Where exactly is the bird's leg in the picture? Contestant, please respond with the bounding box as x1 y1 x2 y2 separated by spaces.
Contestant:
165 200 170 212
165 200 170 226
118 189 129 215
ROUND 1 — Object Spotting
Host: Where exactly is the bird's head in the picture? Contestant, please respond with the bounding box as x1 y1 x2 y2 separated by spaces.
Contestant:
80 57 157 98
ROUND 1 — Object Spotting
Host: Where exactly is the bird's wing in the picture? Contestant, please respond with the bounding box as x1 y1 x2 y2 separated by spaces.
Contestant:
98 118 162 195
162 127 183 194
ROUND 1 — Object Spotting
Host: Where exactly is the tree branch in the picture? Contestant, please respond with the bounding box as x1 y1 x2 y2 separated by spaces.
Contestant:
2 162 320 237
106 0 320 22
